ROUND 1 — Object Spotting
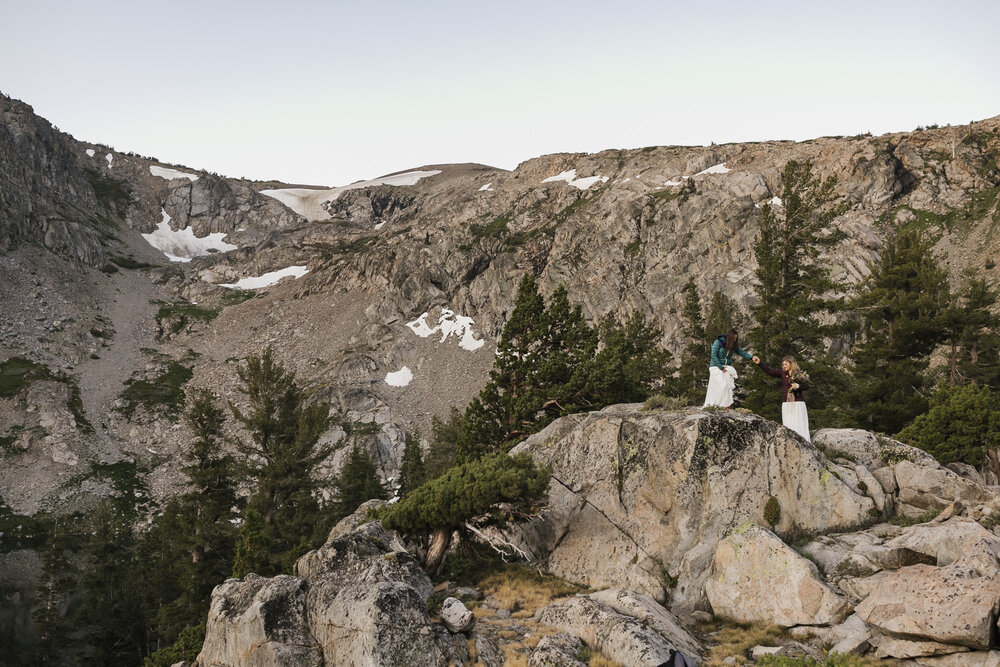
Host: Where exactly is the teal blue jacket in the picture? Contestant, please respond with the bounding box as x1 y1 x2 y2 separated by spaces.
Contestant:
710 335 752 368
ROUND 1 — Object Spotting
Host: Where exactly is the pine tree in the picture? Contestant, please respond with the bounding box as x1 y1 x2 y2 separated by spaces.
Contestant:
459 275 597 459
230 347 334 574
847 227 950 433
458 274 669 459
397 432 427 498
588 311 672 405
675 279 707 404
332 446 388 521
377 452 549 572
151 390 239 641
746 161 847 421
940 276 1000 388
896 384 1000 470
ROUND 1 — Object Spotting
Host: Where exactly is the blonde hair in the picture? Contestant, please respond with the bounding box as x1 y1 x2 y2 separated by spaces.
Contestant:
782 356 800 374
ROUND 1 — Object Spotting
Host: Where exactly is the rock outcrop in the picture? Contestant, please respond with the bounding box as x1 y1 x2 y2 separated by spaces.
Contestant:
197 513 450 667
509 407 875 613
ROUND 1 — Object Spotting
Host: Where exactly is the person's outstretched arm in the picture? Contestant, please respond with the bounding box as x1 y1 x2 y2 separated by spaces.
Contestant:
736 345 753 361
758 362 783 378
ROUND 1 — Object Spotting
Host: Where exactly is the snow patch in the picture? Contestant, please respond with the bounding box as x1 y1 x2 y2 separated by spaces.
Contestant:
542 169 609 190
105 153 113 168
663 179 684 186
261 169 442 221
85 149 95 157
374 221 386 230
150 165 199 181
406 308 485 351
385 366 413 387
693 163 729 176
141 209 237 262
220 266 309 290
479 182 494 191
755 196 784 210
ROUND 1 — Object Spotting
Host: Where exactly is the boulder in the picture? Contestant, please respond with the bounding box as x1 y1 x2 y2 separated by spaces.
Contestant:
705 524 850 627
910 650 1000 666
472 632 504 667
528 633 586 667
883 517 1000 575
509 409 874 612
308 580 447 667
293 521 430 599
870 635 970 659
198 520 446 666
440 597 475 633
828 613 872 655
812 429 937 471
855 564 1000 649
587 588 701 660
894 461 990 515
197 575 322 667
536 596 678 666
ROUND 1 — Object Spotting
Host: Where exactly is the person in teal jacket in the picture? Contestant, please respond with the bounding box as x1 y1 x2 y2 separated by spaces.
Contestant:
710 329 754 369
703 328 758 408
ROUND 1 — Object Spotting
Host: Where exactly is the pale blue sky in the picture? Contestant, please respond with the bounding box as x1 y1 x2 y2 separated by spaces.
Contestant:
2 0 998 186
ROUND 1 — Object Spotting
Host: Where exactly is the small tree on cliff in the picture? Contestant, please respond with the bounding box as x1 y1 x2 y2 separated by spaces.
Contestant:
230 347 334 575
377 453 550 572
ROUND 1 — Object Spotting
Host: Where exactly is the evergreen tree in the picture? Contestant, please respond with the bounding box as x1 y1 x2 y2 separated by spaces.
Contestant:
458 274 669 459
675 279 707 404
151 390 239 642
425 407 464 478
377 453 549 571
588 311 672 405
896 384 1000 470
705 291 747 344
397 432 427 497
230 347 334 574
746 161 847 421
847 227 950 433
940 276 1000 388
331 446 388 521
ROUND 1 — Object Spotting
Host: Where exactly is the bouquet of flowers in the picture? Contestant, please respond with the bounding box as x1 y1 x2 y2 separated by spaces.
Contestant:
787 369 810 402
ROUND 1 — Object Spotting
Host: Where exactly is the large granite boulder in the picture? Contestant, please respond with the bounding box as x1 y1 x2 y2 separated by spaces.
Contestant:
535 596 680 667
704 524 850 627
197 508 448 666
587 588 701 660
509 408 874 613
197 575 322 667
855 564 1000 649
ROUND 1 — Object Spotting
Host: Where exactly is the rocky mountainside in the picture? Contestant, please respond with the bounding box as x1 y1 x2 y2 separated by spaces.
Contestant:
2 92 1000 663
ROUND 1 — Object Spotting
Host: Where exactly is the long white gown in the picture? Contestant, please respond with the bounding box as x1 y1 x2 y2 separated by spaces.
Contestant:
703 365 737 408
781 401 810 441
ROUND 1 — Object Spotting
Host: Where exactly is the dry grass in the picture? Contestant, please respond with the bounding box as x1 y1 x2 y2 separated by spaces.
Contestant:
701 620 784 666
472 605 497 619
590 655 623 667
478 564 586 614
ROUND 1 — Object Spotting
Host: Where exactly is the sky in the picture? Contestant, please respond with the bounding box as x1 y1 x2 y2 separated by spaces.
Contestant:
2 0 999 187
